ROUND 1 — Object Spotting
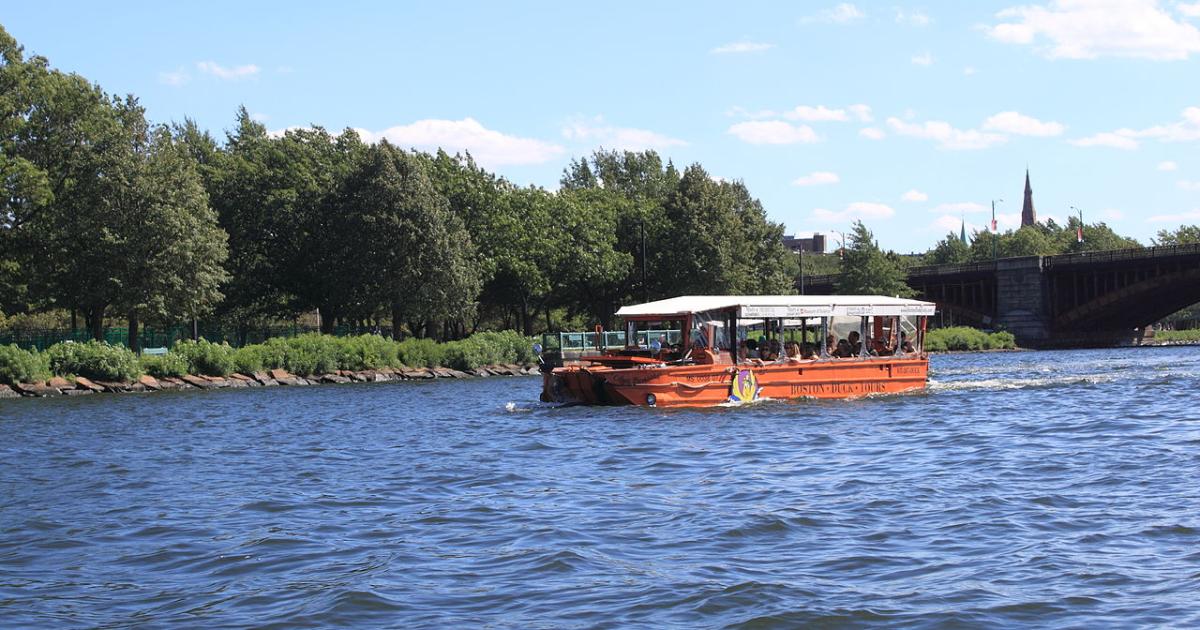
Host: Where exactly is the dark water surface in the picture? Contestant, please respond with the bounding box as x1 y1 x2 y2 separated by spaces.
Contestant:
3 347 1200 628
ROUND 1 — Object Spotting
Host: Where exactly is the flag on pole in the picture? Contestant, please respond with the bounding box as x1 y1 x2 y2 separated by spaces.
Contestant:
1077 225 1083 243
991 218 997 232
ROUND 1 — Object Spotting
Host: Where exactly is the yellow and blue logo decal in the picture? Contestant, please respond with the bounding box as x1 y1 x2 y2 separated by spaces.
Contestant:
728 369 761 402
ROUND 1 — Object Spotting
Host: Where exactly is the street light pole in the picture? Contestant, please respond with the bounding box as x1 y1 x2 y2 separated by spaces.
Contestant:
1070 206 1084 245
640 219 648 303
991 198 1003 261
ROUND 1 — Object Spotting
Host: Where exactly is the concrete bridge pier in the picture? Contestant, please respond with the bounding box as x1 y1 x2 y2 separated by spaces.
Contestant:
995 257 1051 346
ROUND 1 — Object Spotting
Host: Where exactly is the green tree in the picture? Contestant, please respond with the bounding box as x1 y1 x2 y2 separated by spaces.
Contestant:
925 232 970 265
337 142 480 339
117 126 229 352
835 221 914 297
549 188 634 326
1057 217 1140 253
0 27 52 315
15 71 139 338
1153 225 1200 246
1000 225 1060 258
657 165 741 294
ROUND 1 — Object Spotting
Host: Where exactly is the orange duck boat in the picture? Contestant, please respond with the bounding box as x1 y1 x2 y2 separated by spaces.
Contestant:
539 295 936 408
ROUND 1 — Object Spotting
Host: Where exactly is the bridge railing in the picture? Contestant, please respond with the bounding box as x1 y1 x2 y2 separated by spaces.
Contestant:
1044 242 1200 268
804 243 1200 284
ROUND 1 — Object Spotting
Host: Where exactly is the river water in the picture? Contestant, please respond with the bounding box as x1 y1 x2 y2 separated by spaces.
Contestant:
2 347 1199 627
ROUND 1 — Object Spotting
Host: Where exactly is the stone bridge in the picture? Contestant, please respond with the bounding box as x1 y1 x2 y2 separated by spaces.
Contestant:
803 243 1200 348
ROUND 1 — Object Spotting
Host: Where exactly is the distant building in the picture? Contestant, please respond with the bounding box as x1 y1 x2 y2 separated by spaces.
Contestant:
1021 169 1037 227
783 233 826 254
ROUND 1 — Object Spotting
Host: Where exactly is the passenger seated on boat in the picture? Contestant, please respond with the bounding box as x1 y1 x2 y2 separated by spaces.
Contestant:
848 331 863 356
745 338 760 359
784 342 804 362
835 338 853 358
761 339 782 362
825 334 838 357
690 338 715 364
801 342 818 359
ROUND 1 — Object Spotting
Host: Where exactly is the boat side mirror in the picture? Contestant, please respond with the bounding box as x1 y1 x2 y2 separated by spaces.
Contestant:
532 343 543 355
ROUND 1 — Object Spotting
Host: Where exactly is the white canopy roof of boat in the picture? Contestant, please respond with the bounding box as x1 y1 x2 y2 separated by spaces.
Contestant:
615 295 936 318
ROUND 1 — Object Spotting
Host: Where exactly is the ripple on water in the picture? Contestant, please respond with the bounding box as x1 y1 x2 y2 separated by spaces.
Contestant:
3 348 1200 626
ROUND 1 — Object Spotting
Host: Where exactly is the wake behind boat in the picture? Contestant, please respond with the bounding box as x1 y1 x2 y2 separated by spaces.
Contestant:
539 295 936 408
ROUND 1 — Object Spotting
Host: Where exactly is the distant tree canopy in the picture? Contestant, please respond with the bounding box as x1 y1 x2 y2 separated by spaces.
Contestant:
0 25 800 341
948 218 1142 264
1153 225 1200 246
836 221 914 297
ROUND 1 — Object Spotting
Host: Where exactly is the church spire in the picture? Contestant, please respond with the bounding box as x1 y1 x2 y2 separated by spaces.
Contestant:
1021 169 1036 227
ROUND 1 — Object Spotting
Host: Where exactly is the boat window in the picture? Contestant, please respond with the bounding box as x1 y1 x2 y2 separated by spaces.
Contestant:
689 310 730 351
623 320 683 349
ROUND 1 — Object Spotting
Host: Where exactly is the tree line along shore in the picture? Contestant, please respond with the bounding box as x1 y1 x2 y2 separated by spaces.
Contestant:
4 23 1197 353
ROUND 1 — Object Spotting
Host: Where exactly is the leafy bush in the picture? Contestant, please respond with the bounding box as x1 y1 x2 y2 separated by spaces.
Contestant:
232 346 265 374
925 327 1017 352
396 337 444 368
45 340 142 381
171 339 236 376
442 338 487 371
140 352 189 378
255 338 292 371
0 344 51 385
987 331 1016 350
242 334 342 376
338 334 400 371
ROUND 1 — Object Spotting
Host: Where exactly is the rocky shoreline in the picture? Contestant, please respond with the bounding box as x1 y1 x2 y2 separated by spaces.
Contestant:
0 364 540 399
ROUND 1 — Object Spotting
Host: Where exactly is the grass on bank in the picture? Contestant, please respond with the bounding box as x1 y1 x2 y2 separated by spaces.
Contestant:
924 327 1016 352
1 330 538 385
1153 329 1200 343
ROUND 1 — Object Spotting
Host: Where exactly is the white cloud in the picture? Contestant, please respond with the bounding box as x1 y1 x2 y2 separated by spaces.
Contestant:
1069 131 1140 149
812 201 895 222
730 103 873 123
964 66 977 75
1159 160 1179 170
932 201 987 214
996 212 1022 228
1179 179 1200 190
803 3 866 23
783 105 850 122
902 189 928 202
896 9 931 26
356 118 564 167
1181 2 1200 18
848 104 873 122
982 111 1065 136
793 171 841 186
728 120 821 144
859 127 886 140
932 214 975 233
911 52 934 66
159 68 189 86
267 126 303 139
1068 108 1200 149
196 61 260 80
985 0 1200 60
1147 208 1200 222
887 117 1007 150
711 41 774 54
562 116 687 151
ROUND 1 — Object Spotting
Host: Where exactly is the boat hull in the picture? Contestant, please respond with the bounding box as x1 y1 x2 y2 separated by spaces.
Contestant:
543 357 929 408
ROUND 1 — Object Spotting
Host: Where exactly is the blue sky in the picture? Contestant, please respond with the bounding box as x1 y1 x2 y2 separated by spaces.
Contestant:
5 1 1200 252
